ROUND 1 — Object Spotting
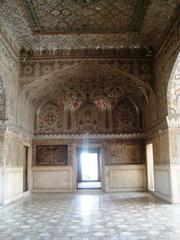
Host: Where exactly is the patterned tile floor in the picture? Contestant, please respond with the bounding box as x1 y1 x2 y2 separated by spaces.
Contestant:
1 192 180 240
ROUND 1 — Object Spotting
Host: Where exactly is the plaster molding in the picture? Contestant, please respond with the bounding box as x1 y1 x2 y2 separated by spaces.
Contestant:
33 133 144 141
20 48 153 60
6 121 33 140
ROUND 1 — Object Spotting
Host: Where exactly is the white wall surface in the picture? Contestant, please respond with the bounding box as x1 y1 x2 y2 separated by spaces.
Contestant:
104 164 146 192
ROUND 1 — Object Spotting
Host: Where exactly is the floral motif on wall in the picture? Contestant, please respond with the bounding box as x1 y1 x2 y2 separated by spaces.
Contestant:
94 96 118 111
58 96 82 111
35 97 143 134
94 97 108 111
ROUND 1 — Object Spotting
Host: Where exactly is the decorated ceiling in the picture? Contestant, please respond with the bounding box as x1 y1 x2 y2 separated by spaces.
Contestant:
0 0 178 51
20 0 149 34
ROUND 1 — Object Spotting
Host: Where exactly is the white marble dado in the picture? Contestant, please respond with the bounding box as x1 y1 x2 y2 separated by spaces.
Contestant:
0 167 3 205
104 164 146 192
4 167 23 204
170 164 180 203
154 165 171 202
32 166 73 192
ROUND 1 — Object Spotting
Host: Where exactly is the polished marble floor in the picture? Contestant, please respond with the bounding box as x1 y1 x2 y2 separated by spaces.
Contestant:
77 181 101 189
1 192 180 240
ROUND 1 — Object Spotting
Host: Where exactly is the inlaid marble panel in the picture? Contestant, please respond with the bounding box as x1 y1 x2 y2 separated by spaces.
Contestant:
36 145 68 166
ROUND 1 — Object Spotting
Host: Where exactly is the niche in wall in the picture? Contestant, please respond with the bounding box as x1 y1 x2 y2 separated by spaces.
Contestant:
36 145 68 166
36 102 62 134
113 99 140 133
75 101 101 133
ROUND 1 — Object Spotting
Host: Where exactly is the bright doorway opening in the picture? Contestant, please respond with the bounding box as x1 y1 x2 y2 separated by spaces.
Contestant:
77 148 101 189
146 143 155 192
23 146 29 192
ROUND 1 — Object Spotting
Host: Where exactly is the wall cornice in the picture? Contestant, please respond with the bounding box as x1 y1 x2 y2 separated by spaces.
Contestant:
5 121 33 141
20 48 153 61
33 133 144 142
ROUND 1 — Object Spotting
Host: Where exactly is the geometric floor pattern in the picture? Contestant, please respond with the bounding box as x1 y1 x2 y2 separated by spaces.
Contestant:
0 192 180 240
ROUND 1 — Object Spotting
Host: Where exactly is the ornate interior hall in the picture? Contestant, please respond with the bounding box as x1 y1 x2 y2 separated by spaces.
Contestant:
0 0 180 239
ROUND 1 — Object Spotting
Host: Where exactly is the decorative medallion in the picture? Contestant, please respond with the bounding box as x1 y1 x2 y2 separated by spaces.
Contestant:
44 112 57 125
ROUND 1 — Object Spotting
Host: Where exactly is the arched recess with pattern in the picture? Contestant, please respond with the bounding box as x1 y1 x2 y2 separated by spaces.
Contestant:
113 98 141 133
167 53 180 127
75 101 101 134
35 101 62 134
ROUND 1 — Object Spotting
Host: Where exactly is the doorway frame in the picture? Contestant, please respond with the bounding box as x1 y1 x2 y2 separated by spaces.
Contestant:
146 143 155 192
23 143 32 194
74 144 104 191
77 147 101 183
23 146 29 192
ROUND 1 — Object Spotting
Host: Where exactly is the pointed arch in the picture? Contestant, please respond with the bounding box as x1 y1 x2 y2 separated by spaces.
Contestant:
113 98 141 133
75 100 101 133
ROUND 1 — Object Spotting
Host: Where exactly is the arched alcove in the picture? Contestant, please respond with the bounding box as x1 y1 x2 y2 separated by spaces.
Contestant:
75 101 101 134
36 101 62 134
113 98 141 133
